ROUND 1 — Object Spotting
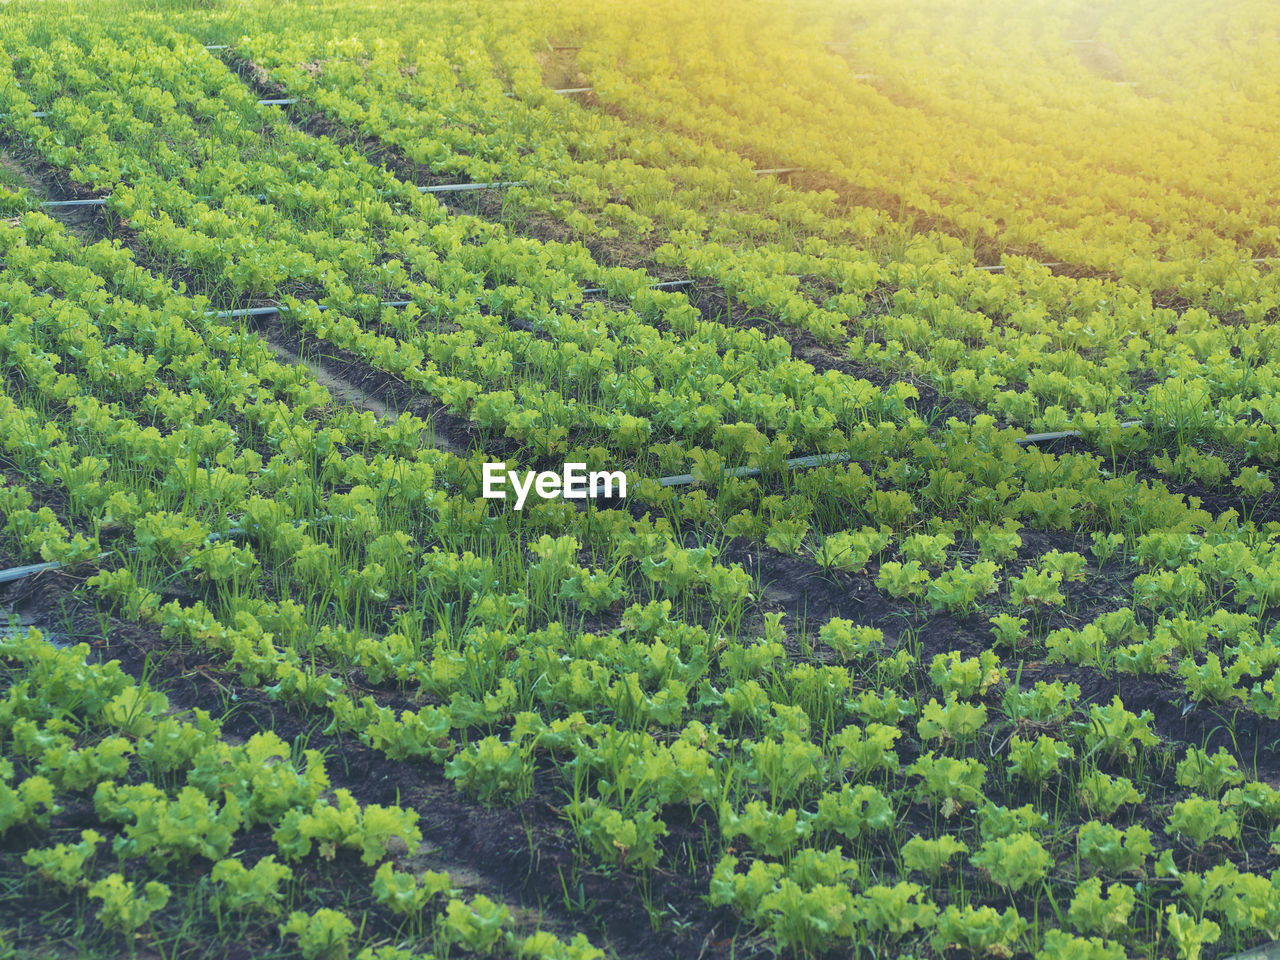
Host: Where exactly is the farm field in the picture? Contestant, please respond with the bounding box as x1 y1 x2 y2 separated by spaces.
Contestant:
1 0 1280 957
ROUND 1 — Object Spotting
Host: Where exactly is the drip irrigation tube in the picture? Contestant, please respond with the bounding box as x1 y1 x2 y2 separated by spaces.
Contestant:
755 167 804 175
977 262 1064 272
209 278 693 319
0 419 1150 584
653 420 1145 488
552 87 593 95
0 526 257 585
581 278 694 296
420 181 525 194
0 558 90 585
39 198 108 209
25 97 289 124
209 300 413 320
210 305 283 319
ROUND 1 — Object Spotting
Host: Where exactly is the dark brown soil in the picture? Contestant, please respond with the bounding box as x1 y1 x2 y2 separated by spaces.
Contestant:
257 313 482 458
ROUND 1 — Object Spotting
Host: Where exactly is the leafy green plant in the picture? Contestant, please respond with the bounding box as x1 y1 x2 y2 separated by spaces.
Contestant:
929 649 1004 699
445 737 532 805
990 613 1028 650
1077 821 1154 876
925 560 1000 615
22 829 102 890
917 696 987 745
1036 928 1126 960
1079 697 1159 763
273 790 421 866
907 753 988 817
281 908 356 960
1165 797 1239 848
970 833 1051 892
932 904 1025 957
812 785 894 841
852 882 937 939
817 619 883 662
440 895 513 956
371 862 454 915
1165 905 1220 960
89 874 171 938
571 799 667 870
1068 878 1134 938
1077 770 1143 818
210 856 293 916
1174 746 1244 796
901 834 967 879
876 560 931 602
1007 735 1071 787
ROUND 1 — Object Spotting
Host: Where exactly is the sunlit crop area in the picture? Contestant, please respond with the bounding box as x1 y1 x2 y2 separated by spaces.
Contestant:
1 1 1279 958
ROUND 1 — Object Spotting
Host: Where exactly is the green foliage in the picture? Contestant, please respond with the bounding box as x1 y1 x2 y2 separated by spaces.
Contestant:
445 737 532 805
1077 821 1154 876
1068 878 1134 938
1080 697 1159 763
1174 746 1244 796
852 882 937 939
929 649 1004 699
907 753 988 816
1165 796 1239 847
901 834 967 879
970 833 1051 892
917 696 987 744
370 862 454 915
274 789 421 866
440 895 513 956
281 908 356 960
22 829 102 890
89 873 170 936
1036 928 1127 960
571 799 667 870
932 904 1026 957
211 856 293 916
1007 735 1071 786
1165 905 1220 960
1077 770 1144 818
817 619 884 662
